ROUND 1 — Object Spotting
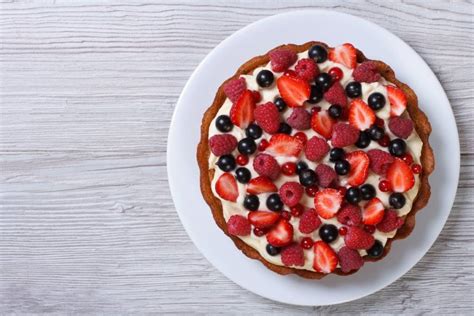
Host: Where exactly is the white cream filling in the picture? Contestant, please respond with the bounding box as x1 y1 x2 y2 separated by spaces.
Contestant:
207 49 423 271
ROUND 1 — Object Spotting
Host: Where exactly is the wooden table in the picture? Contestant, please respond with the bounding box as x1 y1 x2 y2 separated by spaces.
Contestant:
1 1 472 314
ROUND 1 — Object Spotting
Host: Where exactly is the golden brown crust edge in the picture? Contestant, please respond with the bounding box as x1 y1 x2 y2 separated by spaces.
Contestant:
196 41 435 279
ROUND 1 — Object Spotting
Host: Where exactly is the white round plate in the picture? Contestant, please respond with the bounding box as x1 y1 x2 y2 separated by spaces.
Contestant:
167 10 459 306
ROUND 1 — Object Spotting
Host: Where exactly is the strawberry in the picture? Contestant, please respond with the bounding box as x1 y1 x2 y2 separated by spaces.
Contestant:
314 188 343 219
276 74 311 108
215 173 238 202
229 90 255 129
348 99 376 131
311 110 336 139
328 43 357 69
387 85 407 117
345 150 370 186
266 134 304 157
266 219 294 247
386 158 415 192
362 197 385 225
248 211 280 229
246 176 277 194
313 241 338 274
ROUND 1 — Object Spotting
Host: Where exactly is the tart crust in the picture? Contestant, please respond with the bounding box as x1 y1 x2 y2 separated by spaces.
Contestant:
196 41 435 279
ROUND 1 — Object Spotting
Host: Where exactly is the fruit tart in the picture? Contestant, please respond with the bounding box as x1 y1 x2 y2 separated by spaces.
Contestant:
197 42 434 278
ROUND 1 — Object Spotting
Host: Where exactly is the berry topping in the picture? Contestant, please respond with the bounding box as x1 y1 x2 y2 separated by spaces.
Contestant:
388 116 414 139
313 241 338 274
254 102 280 134
301 237 314 249
367 149 395 175
349 99 376 131
269 48 297 72
290 204 304 217
388 138 407 157
258 139 269 151
276 73 311 107
308 44 328 63
379 179 391 192
266 244 281 256
368 92 386 111
209 134 238 156
295 58 319 81
329 43 357 69
281 161 297 176
344 226 375 250
387 85 407 116
237 137 257 155
266 134 304 157
266 219 294 247
314 188 343 219
334 159 350 175
299 208 322 234
235 167 251 184
324 82 347 107
253 153 280 180
345 186 362 204
304 136 329 161
308 85 323 104
345 81 362 98
328 67 343 81
256 69 274 87
338 246 364 273
243 194 260 211
315 73 333 91
345 150 370 186
328 104 343 119
389 193 406 209
378 135 390 147
247 176 277 194
311 110 336 139
386 158 415 192
245 123 263 139
223 77 246 103
369 125 385 141
253 227 266 237
367 240 384 257
248 211 280 229
315 164 337 188
279 122 292 134
279 182 304 207
215 172 239 202
376 209 404 232
236 154 249 166
274 97 287 112
337 204 362 226
305 185 319 197
339 226 348 235
355 130 371 148
294 132 308 145
215 115 233 133
412 163 422 174
281 243 305 267
401 153 414 165
362 197 385 225
266 193 284 211
227 215 251 236
352 61 381 83
319 224 339 243
329 147 345 162
331 122 359 148
230 90 255 129
360 183 376 200
287 108 311 130
217 155 236 172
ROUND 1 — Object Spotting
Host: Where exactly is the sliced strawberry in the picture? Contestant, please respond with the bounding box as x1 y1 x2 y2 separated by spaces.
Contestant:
346 150 370 186
313 241 338 274
348 99 376 130
311 110 336 139
229 90 255 129
276 74 311 108
266 219 294 247
328 43 357 69
314 188 343 219
246 176 277 194
266 134 304 157
386 158 415 192
387 86 407 117
362 197 385 225
215 172 238 202
248 211 280 229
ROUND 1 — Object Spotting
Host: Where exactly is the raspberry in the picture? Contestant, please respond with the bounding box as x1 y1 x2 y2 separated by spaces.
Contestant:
337 204 361 226
209 134 237 156
279 181 304 207
287 108 311 130
352 61 381 83
253 153 280 180
269 48 297 72
331 123 359 148
281 243 305 267
338 246 364 273
294 58 319 81
305 136 330 161
324 82 347 106
298 208 322 234
376 209 404 232
254 102 280 134
223 77 246 103
227 215 251 236
388 116 414 139
367 149 394 175
344 226 375 250
315 164 337 188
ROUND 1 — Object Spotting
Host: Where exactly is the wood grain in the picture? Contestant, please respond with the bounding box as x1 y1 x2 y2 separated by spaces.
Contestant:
0 0 473 314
